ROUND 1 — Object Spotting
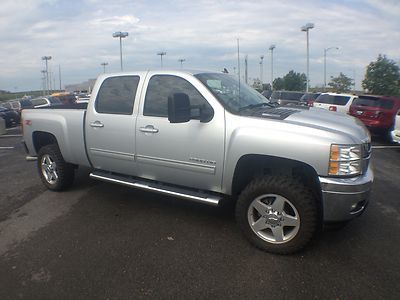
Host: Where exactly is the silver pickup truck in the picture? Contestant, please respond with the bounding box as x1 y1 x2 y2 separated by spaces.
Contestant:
22 70 373 254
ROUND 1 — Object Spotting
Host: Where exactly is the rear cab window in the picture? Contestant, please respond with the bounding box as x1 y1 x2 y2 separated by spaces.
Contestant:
95 76 140 115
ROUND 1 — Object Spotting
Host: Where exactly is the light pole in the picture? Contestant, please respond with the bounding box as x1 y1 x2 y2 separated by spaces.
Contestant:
269 45 275 89
101 62 108 73
178 58 185 68
41 70 46 96
301 23 314 92
112 31 128 71
324 47 339 90
157 52 166 68
41 56 52 95
259 55 264 84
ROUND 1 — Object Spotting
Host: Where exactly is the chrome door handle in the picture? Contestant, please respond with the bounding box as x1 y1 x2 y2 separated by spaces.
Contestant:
139 125 159 133
90 121 104 128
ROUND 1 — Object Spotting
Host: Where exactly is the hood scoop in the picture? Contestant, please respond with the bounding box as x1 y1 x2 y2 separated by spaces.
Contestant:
259 108 300 120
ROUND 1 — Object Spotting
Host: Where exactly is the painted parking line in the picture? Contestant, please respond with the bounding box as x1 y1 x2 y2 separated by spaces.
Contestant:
0 146 15 149
0 134 22 138
372 145 400 149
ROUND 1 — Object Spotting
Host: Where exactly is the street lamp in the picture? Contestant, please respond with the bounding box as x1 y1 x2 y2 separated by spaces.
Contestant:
269 45 276 89
301 23 314 92
101 62 108 73
259 55 264 83
112 31 128 71
157 52 166 68
41 56 52 95
178 58 185 68
324 47 339 90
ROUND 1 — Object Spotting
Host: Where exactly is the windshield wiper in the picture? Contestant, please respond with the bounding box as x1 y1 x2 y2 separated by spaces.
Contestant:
239 102 273 111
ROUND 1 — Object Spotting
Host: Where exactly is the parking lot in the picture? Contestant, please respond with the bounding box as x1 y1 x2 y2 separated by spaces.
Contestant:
0 126 399 299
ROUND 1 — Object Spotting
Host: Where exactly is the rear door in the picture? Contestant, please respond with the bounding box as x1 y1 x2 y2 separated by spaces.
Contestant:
85 74 143 176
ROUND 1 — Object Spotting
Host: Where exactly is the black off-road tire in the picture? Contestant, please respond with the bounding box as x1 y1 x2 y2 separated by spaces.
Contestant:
235 175 319 254
37 144 75 191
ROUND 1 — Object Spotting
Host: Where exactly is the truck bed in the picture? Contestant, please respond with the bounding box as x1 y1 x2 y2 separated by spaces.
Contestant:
22 107 91 167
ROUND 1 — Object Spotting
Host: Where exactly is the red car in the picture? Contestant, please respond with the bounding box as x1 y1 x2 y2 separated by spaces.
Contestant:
349 95 400 137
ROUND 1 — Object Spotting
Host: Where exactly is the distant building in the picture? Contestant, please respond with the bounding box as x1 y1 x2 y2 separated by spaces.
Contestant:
65 79 96 93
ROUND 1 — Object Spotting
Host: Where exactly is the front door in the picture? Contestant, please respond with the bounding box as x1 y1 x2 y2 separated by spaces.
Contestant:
136 74 225 193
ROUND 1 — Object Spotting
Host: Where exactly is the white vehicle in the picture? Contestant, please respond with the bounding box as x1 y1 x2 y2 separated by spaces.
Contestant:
313 93 357 114
30 96 62 108
390 109 400 143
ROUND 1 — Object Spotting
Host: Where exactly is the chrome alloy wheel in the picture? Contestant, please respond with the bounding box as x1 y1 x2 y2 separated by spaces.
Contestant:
41 154 58 185
247 194 300 244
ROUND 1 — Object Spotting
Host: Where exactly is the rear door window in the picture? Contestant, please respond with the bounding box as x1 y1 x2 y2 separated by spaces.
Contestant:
96 76 140 114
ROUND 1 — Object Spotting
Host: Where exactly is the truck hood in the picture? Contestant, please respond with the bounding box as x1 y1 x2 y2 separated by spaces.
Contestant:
284 107 370 143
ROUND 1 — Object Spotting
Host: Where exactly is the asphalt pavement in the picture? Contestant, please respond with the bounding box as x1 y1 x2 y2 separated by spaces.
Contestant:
0 127 399 299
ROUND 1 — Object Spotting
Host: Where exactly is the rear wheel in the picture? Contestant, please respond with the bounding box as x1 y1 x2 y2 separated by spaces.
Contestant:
37 144 75 191
236 175 319 254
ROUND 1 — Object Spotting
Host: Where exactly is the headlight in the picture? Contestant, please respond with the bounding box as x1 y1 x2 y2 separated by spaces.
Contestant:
329 144 361 176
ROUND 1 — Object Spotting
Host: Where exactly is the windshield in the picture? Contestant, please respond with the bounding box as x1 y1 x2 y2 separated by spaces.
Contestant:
194 73 268 113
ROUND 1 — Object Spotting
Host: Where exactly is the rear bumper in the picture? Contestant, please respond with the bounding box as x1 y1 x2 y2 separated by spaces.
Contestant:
319 166 373 222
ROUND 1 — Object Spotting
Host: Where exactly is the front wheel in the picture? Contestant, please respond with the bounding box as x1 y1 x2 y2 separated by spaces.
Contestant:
37 144 75 191
236 176 319 254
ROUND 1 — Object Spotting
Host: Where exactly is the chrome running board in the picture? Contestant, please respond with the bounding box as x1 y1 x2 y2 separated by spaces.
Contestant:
90 170 221 206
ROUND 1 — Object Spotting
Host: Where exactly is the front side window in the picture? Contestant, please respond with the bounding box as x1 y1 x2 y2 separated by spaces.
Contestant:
144 75 211 117
96 76 140 114
32 98 48 106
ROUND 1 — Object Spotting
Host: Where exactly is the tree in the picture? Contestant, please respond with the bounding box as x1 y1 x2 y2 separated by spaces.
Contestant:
272 77 285 90
272 70 306 91
362 54 400 96
328 72 353 93
283 70 307 91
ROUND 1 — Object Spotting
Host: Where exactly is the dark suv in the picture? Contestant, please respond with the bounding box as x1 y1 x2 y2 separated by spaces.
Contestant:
270 91 304 106
349 95 400 137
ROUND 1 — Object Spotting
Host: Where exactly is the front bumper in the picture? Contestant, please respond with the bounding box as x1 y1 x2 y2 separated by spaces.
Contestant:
319 166 373 222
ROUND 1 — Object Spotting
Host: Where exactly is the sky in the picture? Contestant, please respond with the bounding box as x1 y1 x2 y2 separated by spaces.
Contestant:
0 0 399 92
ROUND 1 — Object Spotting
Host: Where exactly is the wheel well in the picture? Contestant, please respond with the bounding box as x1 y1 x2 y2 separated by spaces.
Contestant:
32 131 58 153
232 154 323 217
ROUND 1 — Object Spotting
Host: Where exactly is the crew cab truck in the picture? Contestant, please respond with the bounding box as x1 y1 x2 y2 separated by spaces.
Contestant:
22 70 373 254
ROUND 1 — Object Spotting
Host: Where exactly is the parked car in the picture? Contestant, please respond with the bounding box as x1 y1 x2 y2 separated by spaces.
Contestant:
30 96 62 108
0 106 20 127
313 93 357 113
269 91 304 106
22 70 373 254
51 92 76 105
300 92 321 107
76 94 91 104
390 109 400 144
349 95 400 138
7 98 34 116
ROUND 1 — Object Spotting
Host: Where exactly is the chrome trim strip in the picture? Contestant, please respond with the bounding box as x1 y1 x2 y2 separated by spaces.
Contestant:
136 154 216 174
89 148 135 161
90 173 220 206
26 156 37 161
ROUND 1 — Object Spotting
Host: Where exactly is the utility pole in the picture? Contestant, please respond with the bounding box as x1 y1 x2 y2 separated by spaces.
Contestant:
157 52 167 68
178 58 185 68
324 47 339 91
41 56 52 95
112 31 129 71
301 23 314 92
269 45 275 89
259 55 264 83
59 65 62 90
244 55 248 84
101 62 108 73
